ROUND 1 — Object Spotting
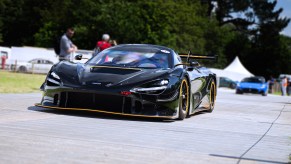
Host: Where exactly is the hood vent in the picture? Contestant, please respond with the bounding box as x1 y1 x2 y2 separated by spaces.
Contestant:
90 66 141 75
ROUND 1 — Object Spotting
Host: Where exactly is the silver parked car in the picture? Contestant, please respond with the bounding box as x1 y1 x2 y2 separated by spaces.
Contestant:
11 58 54 74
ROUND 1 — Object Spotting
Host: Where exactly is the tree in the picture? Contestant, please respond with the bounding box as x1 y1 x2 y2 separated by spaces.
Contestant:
34 0 215 53
1 0 50 46
247 0 290 77
205 0 290 77
5 0 290 78
202 0 254 32
0 0 7 43
34 0 102 49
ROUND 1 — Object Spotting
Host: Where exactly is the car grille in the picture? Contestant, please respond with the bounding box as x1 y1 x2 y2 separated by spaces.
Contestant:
242 88 259 93
59 92 131 113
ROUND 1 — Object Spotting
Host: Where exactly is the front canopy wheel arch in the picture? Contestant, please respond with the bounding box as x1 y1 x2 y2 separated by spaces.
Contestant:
178 77 190 120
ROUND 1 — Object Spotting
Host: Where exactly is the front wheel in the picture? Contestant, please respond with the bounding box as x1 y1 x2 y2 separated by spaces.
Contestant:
178 78 190 120
236 89 243 94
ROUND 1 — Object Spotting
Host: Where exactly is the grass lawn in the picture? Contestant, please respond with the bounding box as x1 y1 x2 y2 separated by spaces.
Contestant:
0 70 46 93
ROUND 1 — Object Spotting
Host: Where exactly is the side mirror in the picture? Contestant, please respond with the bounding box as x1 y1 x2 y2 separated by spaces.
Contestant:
187 61 199 71
190 61 200 67
75 54 83 60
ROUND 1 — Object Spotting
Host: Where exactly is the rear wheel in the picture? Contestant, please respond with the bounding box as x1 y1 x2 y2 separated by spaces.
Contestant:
18 66 27 73
208 80 216 113
178 78 190 120
230 83 236 89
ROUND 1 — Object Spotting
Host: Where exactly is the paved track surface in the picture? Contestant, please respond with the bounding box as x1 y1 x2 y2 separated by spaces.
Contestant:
0 89 290 164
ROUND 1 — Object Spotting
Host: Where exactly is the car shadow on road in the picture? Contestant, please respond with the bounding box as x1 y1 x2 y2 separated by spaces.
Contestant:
274 102 291 105
27 106 175 123
209 154 286 164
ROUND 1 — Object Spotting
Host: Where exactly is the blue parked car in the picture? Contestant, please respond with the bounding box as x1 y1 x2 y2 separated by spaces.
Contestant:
236 76 268 96
219 77 237 89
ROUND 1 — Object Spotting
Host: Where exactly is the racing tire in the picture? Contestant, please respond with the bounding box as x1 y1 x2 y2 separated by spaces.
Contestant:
230 83 236 89
207 80 216 113
236 89 243 94
178 78 190 120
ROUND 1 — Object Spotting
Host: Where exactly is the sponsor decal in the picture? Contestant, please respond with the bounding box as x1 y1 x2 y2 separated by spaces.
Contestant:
92 82 102 85
161 50 170 53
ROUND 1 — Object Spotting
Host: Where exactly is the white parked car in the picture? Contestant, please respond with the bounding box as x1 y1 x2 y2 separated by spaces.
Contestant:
11 58 54 74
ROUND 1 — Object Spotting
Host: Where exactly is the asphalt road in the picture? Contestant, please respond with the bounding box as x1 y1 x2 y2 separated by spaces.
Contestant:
0 89 290 164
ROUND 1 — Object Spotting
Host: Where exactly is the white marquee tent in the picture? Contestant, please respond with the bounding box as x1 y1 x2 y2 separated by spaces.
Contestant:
210 56 254 82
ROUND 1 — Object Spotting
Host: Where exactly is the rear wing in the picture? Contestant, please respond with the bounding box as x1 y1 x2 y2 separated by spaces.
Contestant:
179 51 217 63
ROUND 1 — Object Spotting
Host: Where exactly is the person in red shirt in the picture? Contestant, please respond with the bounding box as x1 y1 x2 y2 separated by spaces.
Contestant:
96 34 112 52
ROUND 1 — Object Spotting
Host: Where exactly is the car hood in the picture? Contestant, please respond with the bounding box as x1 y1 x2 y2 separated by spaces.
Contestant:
54 62 171 87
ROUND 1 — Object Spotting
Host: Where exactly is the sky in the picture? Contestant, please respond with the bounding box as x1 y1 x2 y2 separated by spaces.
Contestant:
277 0 291 37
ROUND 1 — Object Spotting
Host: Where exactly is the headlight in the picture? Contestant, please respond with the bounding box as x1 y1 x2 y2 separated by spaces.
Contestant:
47 72 61 86
261 84 266 88
155 79 169 86
130 79 169 94
236 83 240 87
131 86 167 92
51 72 60 80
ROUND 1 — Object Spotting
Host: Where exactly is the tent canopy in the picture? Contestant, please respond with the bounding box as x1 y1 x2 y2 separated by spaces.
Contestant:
210 56 253 82
224 56 253 75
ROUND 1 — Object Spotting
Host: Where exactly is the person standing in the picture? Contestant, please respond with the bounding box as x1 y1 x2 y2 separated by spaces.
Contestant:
268 76 275 93
96 34 112 52
59 27 78 61
280 76 288 96
287 77 291 96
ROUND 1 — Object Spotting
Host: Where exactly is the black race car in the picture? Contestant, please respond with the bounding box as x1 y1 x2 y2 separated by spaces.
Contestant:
36 44 217 120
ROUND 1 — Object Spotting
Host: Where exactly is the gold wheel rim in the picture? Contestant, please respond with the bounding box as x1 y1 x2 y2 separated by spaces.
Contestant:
210 81 215 108
180 79 189 114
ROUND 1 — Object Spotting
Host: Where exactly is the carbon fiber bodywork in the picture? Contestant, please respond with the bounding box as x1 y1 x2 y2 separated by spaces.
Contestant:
37 44 217 119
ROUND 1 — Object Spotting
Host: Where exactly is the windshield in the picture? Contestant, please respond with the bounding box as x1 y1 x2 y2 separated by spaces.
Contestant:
242 77 265 83
87 49 170 69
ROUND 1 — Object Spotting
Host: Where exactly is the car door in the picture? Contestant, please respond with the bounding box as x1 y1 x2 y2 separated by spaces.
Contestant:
32 59 42 73
173 54 208 112
188 66 208 110
42 60 54 74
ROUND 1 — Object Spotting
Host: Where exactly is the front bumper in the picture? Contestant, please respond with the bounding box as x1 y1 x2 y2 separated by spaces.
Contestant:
236 87 266 94
37 88 180 119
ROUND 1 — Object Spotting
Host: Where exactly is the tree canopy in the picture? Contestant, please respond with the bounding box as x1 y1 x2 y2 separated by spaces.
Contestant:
0 0 290 78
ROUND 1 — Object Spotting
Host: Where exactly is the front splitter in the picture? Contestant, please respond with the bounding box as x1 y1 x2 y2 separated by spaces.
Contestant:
34 103 176 119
